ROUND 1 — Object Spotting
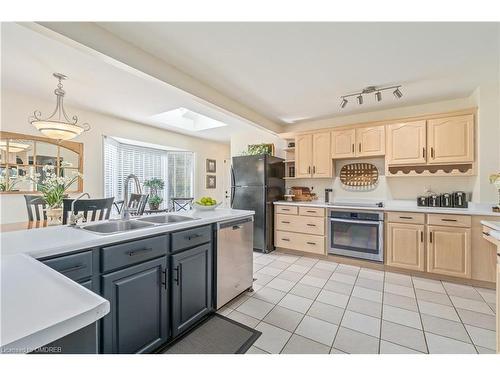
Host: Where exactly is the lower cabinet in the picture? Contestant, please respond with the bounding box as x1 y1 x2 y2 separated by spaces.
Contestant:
101 256 169 354
427 225 471 278
170 243 213 337
386 222 425 272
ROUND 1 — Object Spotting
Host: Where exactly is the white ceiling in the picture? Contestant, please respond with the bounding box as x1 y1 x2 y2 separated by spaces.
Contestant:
97 22 499 125
1 23 258 143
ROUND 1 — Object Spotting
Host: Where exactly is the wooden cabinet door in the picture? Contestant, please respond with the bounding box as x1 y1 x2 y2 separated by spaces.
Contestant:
171 243 213 337
427 226 471 278
101 257 168 354
386 121 427 165
356 126 385 157
312 132 332 178
427 114 474 164
331 129 355 159
386 222 425 271
295 134 313 178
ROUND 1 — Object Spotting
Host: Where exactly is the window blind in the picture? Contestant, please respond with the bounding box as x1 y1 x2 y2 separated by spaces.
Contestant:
103 136 194 210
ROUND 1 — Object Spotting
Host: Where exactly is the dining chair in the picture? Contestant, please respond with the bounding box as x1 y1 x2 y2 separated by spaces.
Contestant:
171 197 194 212
62 197 115 225
24 195 47 221
113 193 149 216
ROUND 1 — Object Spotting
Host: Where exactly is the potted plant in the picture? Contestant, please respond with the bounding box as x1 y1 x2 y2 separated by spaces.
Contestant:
489 172 500 209
34 164 82 225
144 177 165 211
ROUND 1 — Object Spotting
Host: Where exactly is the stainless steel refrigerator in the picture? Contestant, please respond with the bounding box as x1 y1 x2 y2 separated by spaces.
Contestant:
231 155 285 253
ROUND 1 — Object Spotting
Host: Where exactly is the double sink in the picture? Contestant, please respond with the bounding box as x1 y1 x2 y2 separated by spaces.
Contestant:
76 214 198 235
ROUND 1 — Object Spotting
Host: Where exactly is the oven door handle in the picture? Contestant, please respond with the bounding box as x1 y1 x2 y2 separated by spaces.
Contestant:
329 218 382 225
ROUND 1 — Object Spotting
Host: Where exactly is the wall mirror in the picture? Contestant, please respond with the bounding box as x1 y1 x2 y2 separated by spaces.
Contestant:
0 131 83 193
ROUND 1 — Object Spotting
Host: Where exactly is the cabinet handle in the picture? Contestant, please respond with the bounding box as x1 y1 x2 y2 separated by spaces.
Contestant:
431 147 434 158
308 166 311 174
420 231 424 242
59 264 85 274
186 233 202 240
306 210 316 213
281 238 290 242
161 268 168 290
483 232 490 236
399 216 414 220
174 265 182 285
281 221 291 224
128 247 153 257
441 218 457 222
306 241 316 245
282 208 290 211
306 223 316 227
313 166 316 174
352 144 354 153
359 143 361 152
422 148 426 158
429 232 433 243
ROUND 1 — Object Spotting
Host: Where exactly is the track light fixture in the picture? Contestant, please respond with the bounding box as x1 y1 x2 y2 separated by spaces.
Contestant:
393 87 403 98
339 85 403 109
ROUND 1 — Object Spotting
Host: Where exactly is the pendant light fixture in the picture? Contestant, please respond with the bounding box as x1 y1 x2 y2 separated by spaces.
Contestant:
0 140 31 153
30 73 90 141
339 85 403 109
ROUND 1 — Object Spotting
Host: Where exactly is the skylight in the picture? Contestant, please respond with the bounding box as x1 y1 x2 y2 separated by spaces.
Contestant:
151 107 228 132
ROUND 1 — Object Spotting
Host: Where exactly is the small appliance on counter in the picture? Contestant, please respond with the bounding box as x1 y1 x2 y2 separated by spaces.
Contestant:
416 191 469 208
291 186 317 201
452 191 468 208
325 188 333 204
441 193 452 207
417 196 428 206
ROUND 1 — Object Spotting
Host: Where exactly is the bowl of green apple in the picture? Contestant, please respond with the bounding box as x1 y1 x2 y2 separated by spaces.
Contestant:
193 196 222 211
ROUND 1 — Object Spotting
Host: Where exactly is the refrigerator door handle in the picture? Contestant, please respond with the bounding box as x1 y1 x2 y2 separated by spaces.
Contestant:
230 165 235 207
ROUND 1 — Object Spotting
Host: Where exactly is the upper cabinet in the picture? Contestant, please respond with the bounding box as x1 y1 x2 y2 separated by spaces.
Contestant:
295 134 313 178
312 132 332 178
331 129 355 159
427 115 474 164
295 132 332 179
332 126 385 159
386 121 427 165
355 126 385 157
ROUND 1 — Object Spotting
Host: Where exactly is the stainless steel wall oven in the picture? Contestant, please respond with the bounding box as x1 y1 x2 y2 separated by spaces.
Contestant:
328 209 384 262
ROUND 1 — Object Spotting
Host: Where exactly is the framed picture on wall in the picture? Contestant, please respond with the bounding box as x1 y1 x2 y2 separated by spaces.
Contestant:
206 175 216 189
206 159 216 173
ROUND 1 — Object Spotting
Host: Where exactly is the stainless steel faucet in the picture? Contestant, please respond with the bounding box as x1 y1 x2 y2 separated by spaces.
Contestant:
68 192 90 225
121 174 142 220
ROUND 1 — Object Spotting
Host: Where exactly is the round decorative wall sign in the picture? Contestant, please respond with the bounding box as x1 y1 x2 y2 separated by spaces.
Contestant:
340 162 379 188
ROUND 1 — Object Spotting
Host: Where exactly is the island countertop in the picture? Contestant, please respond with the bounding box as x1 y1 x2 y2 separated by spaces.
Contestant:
0 208 254 353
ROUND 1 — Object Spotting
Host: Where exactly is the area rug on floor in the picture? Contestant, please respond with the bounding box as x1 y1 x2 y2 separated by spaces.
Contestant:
160 314 261 354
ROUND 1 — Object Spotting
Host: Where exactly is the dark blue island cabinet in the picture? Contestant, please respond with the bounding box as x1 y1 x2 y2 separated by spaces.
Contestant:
38 224 215 354
170 243 213 337
101 256 169 354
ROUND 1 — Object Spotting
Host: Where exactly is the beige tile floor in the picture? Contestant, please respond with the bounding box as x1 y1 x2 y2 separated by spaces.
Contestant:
217 250 497 354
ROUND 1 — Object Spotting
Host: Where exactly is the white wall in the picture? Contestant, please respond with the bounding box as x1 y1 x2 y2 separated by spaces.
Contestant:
284 94 499 203
0 90 230 223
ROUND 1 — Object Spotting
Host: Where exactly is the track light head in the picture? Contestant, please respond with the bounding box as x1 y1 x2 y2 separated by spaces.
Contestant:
393 87 403 99
375 91 382 102
340 98 348 109
356 95 363 105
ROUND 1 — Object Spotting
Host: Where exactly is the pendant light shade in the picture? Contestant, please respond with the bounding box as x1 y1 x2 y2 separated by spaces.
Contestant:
375 91 382 102
0 140 31 153
356 94 363 105
30 73 90 141
393 87 403 98
340 97 348 109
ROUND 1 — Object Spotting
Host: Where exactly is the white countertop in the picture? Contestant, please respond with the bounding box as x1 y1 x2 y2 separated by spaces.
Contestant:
274 200 500 217
480 220 500 233
0 208 254 353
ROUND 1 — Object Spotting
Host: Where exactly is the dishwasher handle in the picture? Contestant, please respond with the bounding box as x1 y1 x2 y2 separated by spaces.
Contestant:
217 216 253 230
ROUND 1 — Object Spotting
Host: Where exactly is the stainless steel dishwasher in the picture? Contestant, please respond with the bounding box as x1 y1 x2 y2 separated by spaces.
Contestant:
216 216 254 309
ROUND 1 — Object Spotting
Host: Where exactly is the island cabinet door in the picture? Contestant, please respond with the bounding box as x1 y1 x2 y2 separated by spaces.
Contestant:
170 243 213 338
101 257 168 354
